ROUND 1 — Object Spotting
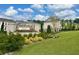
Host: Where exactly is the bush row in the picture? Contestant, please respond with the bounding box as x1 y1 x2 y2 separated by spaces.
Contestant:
23 32 59 44
0 32 59 54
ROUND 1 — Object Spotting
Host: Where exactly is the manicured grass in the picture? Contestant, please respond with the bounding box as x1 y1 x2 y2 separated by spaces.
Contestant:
14 31 79 55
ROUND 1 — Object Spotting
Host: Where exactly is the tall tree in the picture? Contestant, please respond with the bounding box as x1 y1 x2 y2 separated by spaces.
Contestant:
33 20 44 32
47 25 51 33
1 22 4 32
40 21 44 32
61 19 65 30
74 18 79 23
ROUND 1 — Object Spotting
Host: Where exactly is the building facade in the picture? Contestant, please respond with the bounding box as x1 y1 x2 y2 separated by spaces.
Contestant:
43 16 62 32
44 21 62 32
0 18 16 32
0 17 62 35
16 21 40 35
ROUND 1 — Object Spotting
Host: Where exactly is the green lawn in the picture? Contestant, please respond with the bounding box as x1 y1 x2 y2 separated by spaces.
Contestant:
14 31 79 55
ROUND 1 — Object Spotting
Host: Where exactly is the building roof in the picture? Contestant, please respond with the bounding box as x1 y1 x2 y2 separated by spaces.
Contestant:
16 20 40 25
0 18 40 25
45 16 60 22
0 18 15 22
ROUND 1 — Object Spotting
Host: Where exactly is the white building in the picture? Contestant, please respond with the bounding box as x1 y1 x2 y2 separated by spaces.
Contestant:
16 21 40 35
43 17 62 32
0 17 62 35
0 18 16 32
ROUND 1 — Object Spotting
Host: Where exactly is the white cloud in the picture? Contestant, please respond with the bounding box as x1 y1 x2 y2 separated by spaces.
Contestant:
18 8 23 11
31 4 43 9
46 4 77 19
39 9 45 13
31 4 45 13
13 13 32 20
0 4 77 20
47 4 74 10
24 8 33 12
0 15 13 19
13 15 26 20
18 8 34 13
5 6 18 16
55 9 77 19
34 14 49 21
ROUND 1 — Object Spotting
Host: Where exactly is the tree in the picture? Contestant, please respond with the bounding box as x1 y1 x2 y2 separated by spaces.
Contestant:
47 25 51 33
40 22 43 32
61 19 65 30
69 20 73 30
33 20 44 32
40 21 44 32
74 18 79 23
1 22 4 32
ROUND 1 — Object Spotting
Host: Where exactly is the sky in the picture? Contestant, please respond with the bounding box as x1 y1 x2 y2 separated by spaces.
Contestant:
0 4 79 21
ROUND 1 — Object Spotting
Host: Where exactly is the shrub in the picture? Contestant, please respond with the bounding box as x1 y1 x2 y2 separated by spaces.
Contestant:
32 34 37 38
26 36 44 43
31 36 43 42
6 33 25 52
25 39 32 44
23 34 28 37
37 32 49 39
0 33 8 54
0 32 25 54
30 36 38 42
27 33 32 39
38 37 43 41
29 37 34 41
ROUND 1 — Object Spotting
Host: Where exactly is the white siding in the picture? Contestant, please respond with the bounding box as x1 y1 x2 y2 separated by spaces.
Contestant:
43 22 53 31
5 22 16 32
43 21 62 32
35 23 40 32
0 21 16 32
0 22 2 30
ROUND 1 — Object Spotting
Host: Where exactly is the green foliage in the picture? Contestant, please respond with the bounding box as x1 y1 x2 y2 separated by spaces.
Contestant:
15 31 79 55
0 32 25 54
33 20 44 32
1 22 4 32
24 35 44 44
37 32 47 39
74 18 79 23
7 33 25 52
61 19 79 31
27 33 32 39
33 34 37 38
23 34 27 37
40 21 44 32
37 32 55 39
24 37 32 44
0 33 8 54
47 25 51 33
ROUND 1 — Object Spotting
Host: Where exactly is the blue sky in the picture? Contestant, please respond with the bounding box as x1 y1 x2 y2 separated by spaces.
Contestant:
0 4 79 21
